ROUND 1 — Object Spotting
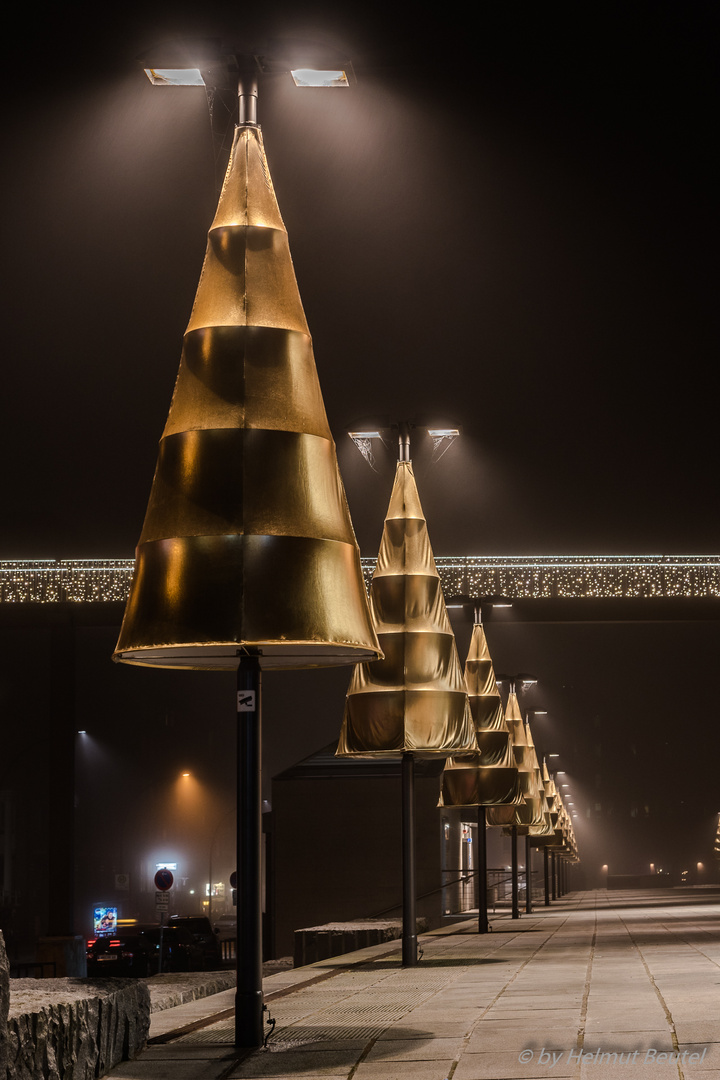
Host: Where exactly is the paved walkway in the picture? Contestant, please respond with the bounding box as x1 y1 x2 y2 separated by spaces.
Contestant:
108 888 720 1080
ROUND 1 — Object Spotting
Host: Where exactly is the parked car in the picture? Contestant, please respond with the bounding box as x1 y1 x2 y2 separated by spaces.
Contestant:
213 913 237 941
168 915 223 970
86 930 154 977
142 925 205 972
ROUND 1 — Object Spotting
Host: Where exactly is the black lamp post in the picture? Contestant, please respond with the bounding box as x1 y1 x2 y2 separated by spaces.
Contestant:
495 674 538 920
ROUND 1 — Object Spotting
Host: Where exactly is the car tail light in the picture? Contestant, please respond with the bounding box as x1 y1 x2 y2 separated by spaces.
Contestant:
87 939 97 946
109 940 122 947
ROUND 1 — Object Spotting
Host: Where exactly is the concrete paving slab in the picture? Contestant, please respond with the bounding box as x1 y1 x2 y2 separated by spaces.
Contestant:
106 1046 239 1080
577 1065 678 1079
229 1048 361 1076
149 987 236 1038
363 1037 463 1060
376 1023 470 1039
453 1051 574 1079
352 1063 455 1079
677 1044 720 1067
675 1023 720 1043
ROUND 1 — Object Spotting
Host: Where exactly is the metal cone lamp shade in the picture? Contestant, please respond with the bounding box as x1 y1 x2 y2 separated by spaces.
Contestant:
440 621 522 807
114 124 380 670
336 461 475 756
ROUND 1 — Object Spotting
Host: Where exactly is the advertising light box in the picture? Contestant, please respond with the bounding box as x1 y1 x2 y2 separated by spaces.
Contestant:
93 906 118 936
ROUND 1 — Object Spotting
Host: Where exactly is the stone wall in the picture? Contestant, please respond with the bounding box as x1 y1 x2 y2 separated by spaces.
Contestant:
1 932 9 1079
293 918 429 967
6 978 150 1080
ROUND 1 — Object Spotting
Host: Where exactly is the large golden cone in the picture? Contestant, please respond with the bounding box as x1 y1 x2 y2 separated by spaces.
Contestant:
440 621 522 807
486 692 545 831
114 124 380 670
336 461 475 756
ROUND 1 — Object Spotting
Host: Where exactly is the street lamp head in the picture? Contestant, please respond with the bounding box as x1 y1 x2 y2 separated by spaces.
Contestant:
290 68 350 87
144 68 205 86
427 427 460 462
141 40 354 94
496 672 538 692
348 420 461 469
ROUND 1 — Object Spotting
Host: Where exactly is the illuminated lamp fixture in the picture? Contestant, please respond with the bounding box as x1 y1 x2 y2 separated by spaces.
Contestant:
117 40 379 1051
348 421 460 469
139 40 356 191
496 673 538 692
144 68 205 85
427 427 460 462
290 68 350 86
348 430 384 470
444 593 513 616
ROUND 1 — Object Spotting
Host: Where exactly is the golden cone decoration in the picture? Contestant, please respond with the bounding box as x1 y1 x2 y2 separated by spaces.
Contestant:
486 692 544 831
440 621 522 807
337 461 475 756
526 725 553 838
543 761 561 828
114 125 380 670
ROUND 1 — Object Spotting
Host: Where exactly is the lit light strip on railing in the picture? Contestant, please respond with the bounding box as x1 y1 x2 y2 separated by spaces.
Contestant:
1 556 719 604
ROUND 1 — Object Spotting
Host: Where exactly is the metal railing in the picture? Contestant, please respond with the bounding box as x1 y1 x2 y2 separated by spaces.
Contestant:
441 866 541 916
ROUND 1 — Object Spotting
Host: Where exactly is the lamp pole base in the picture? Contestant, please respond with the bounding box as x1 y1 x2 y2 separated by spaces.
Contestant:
236 655 264 1049
402 751 418 966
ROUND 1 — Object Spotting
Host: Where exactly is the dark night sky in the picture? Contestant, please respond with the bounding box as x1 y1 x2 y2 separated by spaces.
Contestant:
2 3 719 881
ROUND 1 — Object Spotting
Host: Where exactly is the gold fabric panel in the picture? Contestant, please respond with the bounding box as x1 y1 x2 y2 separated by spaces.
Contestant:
440 766 520 808
115 534 376 669
139 429 355 544
337 462 475 756
163 326 330 439
114 125 380 669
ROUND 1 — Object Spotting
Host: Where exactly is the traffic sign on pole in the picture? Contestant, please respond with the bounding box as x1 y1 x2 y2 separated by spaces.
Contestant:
154 868 174 891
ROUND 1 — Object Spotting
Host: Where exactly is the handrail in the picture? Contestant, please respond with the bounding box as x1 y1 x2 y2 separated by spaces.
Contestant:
367 868 539 918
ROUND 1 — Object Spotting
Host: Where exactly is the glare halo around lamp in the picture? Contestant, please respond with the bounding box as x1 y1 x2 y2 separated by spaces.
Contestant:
337 426 475 965
114 50 380 1048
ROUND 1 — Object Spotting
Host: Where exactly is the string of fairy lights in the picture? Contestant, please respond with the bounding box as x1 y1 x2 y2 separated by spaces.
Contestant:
1 556 719 604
